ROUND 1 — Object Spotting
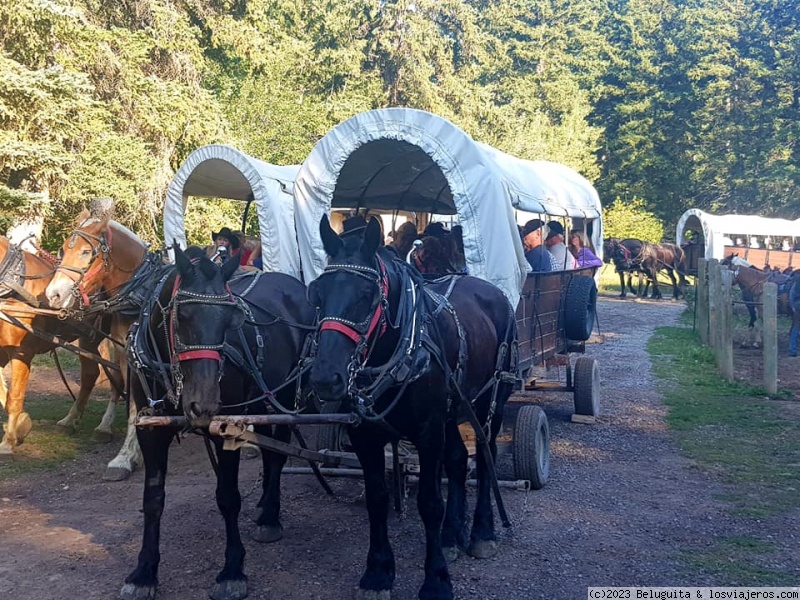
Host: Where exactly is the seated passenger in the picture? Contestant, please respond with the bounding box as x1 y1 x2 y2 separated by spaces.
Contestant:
521 219 556 272
569 230 604 268
545 221 578 269
209 227 240 264
391 221 418 260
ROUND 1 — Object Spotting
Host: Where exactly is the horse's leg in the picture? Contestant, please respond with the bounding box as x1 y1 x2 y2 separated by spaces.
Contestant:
104 318 142 481
0 354 8 412
210 439 248 600
120 426 174 600
56 339 101 435
617 270 626 298
252 423 290 543
415 420 452 600
441 419 468 562
93 367 123 443
627 272 638 296
0 351 35 457
104 402 144 481
667 268 680 299
467 389 506 560
350 428 395 598
649 268 662 299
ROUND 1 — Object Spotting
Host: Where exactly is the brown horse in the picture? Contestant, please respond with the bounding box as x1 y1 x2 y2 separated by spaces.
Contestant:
0 237 121 458
46 209 150 480
721 254 794 347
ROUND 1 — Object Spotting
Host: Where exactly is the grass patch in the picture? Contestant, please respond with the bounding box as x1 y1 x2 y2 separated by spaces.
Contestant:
31 348 81 370
648 326 800 584
0 389 126 479
682 536 793 586
648 326 800 518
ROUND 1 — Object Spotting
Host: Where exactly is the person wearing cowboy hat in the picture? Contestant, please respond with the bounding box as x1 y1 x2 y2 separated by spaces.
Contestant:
209 226 240 263
545 221 577 270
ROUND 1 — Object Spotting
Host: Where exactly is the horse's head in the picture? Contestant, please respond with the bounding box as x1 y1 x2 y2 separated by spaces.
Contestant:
170 245 243 425
308 215 388 404
46 209 110 309
46 209 145 309
602 238 616 263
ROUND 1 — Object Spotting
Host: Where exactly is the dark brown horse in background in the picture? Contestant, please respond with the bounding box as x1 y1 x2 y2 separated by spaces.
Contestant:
638 242 689 299
0 236 122 458
603 238 688 299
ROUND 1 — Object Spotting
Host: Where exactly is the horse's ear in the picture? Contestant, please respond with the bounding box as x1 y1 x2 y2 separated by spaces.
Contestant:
221 254 239 281
320 215 343 258
361 216 382 258
198 255 217 280
76 208 91 227
174 244 194 280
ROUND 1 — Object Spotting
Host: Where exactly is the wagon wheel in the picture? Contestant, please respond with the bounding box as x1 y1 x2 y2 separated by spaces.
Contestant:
573 356 601 417
564 275 597 341
316 423 351 452
512 405 550 490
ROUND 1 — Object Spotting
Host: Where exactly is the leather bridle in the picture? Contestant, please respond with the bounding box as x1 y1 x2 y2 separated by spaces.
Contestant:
55 225 112 307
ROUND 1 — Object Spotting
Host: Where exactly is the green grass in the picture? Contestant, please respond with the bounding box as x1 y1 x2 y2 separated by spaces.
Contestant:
0 389 126 478
648 326 800 584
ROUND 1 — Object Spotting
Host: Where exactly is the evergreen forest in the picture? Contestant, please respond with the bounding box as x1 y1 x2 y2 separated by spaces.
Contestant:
2 0 799 247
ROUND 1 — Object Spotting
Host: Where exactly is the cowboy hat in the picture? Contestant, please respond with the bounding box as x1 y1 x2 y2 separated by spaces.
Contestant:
212 227 240 250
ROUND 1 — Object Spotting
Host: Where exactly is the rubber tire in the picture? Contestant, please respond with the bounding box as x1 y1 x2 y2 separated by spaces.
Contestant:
564 275 597 341
573 356 601 417
316 423 350 452
512 405 550 490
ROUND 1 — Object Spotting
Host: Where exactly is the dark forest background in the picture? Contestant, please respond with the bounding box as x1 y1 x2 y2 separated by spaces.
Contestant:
3 0 799 246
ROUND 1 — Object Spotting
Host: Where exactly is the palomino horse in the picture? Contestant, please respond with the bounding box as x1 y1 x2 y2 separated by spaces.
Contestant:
45 209 151 480
0 237 122 458
119 246 315 600
309 216 517 600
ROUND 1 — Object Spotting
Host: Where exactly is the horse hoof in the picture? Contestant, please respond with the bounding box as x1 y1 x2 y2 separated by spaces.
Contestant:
252 524 283 543
120 582 157 600
0 443 14 460
467 539 497 559
16 412 32 442
354 588 391 600
442 546 460 563
240 443 260 460
92 429 114 443
55 423 77 436
103 466 132 482
210 579 247 600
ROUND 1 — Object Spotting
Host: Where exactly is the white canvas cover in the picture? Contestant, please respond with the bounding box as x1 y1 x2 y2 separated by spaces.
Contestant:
295 108 543 308
676 208 800 260
477 143 604 256
163 144 301 279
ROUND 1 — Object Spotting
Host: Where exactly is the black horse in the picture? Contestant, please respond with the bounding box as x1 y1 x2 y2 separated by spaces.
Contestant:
122 247 316 600
603 237 647 297
308 216 517 600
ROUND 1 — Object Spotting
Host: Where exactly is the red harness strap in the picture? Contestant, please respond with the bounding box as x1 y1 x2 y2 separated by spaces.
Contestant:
168 272 223 363
319 256 390 345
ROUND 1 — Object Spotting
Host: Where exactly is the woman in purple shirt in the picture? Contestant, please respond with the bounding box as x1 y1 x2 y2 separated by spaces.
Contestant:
569 230 603 268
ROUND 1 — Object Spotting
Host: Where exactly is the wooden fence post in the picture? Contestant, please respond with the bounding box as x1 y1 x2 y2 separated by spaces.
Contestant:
719 268 734 381
708 259 720 350
696 259 709 345
763 282 778 395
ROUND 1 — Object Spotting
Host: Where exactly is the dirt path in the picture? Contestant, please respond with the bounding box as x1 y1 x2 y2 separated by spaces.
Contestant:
0 297 792 599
